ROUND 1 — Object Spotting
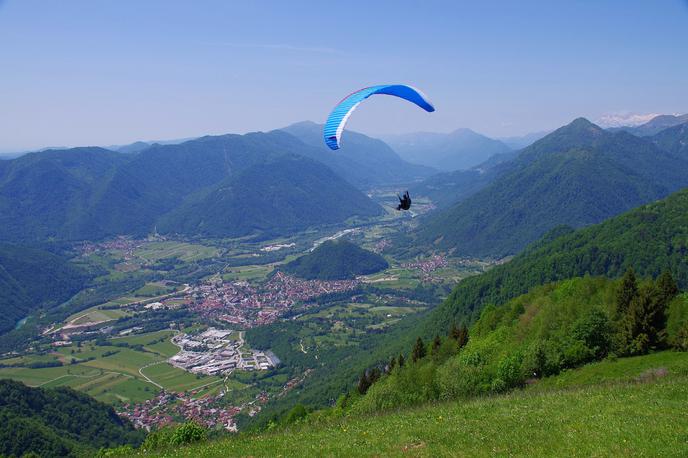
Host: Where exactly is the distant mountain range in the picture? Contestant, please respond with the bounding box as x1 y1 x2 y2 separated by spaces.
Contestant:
280 121 435 187
0 131 383 242
416 117 688 258
383 128 512 172
609 113 688 136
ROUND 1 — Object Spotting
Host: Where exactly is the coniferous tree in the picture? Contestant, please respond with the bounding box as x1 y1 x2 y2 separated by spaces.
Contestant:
449 323 460 340
357 370 370 395
398 353 405 367
388 356 396 373
411 337 426 362
616 267 639 317
657 270 679 305
368 367 382 385
431 335 442 354
457 325 469 349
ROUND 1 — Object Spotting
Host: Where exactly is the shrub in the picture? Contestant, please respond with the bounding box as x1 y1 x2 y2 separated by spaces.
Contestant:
171 421 207 446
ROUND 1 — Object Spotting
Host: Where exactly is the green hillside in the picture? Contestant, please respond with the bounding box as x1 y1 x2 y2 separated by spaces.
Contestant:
115 351 688 457
0 379 144 457
281 239 388 280
0 243 91 334
349 274 684 414
426 186 688 332
417 118 688 257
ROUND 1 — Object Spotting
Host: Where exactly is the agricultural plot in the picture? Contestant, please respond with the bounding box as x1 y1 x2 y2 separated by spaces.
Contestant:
134 241 219 262
221 264 273 282
140 362 221 393
0 329 223 406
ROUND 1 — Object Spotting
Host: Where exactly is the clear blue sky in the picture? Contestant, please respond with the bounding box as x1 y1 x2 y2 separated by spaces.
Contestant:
1 0 687 151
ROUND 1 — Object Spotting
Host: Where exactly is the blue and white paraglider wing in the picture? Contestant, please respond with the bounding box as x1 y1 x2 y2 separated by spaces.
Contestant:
323 84 435 150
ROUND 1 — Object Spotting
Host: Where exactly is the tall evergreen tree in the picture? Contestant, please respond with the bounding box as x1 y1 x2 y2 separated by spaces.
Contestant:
449 323 460 340
357 370 370 395
431 335 442 354
657 270 679 304
411 337 426 362
388 356 396 373
398 353 405 368
457 325 469 349
616 267 639 317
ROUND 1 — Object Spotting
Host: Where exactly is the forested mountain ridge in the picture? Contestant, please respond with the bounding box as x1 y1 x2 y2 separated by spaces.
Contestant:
416 118 688 257
0 131 382 242
158 155 383 238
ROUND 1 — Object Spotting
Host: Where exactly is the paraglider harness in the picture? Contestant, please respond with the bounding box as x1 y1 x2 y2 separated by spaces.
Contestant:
396 191 412 211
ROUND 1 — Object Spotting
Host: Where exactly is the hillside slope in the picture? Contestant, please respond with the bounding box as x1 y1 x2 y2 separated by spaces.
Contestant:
132 365 688 457
426 186 688 332
281 239 388 280
417 118 688 257
0 244 91 334
0 379 144 457
158 155 382 238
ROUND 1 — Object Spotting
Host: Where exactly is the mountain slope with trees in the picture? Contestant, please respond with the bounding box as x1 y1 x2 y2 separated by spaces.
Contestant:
425 186 688 332
0 131 382 242
0 379 144 457
0 243 91 334
158 155 382 238
416 118 688 257
281 239 388 280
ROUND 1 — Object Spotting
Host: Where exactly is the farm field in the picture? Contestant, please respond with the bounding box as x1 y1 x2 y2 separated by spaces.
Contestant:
134 241 220 262
0 330 221 405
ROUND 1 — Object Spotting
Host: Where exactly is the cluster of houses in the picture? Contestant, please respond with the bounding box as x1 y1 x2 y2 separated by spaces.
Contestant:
401 254 450 281
119 390 244 432
191 272 360 327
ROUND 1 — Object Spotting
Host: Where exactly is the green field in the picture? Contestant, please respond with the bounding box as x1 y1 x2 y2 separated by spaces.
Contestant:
133 282 180 297
131 358 688 457
134 241 219 262
0 330 218 405
222 264 273 282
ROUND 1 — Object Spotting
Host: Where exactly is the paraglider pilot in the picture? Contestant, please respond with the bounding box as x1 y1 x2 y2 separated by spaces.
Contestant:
397 191 411 211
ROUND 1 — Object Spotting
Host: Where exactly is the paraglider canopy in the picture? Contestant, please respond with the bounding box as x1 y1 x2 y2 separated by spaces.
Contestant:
323 84 435 150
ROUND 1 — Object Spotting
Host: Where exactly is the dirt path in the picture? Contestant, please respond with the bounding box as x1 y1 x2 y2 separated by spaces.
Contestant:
138 361 165 389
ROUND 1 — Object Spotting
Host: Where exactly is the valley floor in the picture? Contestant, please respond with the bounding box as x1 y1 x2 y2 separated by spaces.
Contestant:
134 352 688 457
